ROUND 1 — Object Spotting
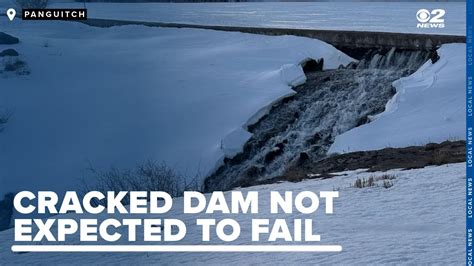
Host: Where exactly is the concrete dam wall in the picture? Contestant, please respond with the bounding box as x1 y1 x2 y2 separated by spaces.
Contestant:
81 18 466 54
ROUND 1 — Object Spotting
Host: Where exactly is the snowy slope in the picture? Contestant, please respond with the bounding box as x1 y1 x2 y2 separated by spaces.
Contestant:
329 43 466 154
46 2 466 35
0 163 465 264
0 20 352 197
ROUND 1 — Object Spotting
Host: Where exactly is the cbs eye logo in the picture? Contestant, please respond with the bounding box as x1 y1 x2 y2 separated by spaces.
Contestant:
416 9 445 28
416 9 445 23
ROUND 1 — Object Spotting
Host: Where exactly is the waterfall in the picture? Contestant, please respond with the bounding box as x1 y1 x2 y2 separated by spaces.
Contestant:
204 48 432 192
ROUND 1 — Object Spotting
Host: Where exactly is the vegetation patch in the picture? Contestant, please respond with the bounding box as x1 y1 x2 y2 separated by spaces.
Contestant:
352 174 396 189
82 161 201 206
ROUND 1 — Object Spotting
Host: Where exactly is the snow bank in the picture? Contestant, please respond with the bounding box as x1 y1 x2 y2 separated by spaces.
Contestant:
329 43 465 154
279 64 306 87
0 163 464 264
0 20 352 196
220 128 252 158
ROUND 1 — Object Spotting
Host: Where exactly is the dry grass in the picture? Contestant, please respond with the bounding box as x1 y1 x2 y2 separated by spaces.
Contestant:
352 174 396 189
353 176 375 188
376 174 396 181
430 151 453 166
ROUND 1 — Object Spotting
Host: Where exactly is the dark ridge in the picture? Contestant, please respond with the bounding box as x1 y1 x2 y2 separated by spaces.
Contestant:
255 140 466 186
0 49 19 57
0 32 19 45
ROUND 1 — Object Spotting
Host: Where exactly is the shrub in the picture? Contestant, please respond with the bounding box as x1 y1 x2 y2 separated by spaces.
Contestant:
82 161 201 206
4 58 26 72
353 176 375 188
376 174 396 181
353 174 396 189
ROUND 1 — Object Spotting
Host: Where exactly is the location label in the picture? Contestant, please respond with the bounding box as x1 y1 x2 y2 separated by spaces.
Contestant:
7 8 16 21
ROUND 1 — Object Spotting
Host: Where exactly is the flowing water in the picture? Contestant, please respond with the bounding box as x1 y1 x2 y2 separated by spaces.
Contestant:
205 48 432 191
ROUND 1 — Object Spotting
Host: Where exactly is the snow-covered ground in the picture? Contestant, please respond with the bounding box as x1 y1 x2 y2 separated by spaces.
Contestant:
0 20 352 197
0 4 467 263
0 163 465 264
329 43 466 154
40 2 466 35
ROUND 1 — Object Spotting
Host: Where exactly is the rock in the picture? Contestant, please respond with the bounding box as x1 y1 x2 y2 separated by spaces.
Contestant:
429 50 440 64
297 152 309 165
0 49 19 57
264 146 283 163
302 58 324 72
244 165 262 178
345 61 358 69
0 32 20 45
275 142 285 149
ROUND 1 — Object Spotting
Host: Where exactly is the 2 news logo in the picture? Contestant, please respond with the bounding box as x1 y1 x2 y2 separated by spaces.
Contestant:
416 9 445 29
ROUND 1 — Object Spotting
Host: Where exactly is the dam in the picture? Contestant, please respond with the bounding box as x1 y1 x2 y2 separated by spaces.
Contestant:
79 18 466 58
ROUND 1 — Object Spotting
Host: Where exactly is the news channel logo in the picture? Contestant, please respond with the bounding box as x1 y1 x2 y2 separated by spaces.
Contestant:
416 9 446 29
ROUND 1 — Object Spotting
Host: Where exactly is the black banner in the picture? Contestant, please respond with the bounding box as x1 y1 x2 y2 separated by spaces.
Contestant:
22 9 87 20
